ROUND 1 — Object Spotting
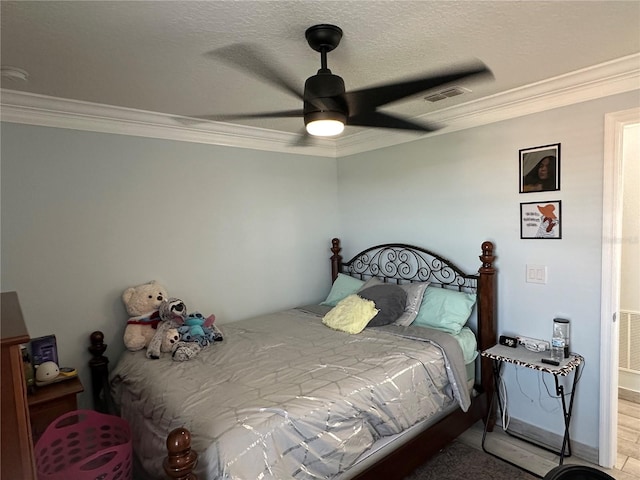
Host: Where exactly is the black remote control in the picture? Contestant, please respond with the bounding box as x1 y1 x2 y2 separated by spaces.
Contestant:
541 358 560 366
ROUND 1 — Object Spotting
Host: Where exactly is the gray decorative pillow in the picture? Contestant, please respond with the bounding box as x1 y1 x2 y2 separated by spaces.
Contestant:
358 284 408 327
395 282 430 326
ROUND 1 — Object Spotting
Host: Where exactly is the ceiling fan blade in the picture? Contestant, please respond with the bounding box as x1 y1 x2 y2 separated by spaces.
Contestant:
347 111 438 132
193 109 304 122
344 63 492 114
209 43 304 102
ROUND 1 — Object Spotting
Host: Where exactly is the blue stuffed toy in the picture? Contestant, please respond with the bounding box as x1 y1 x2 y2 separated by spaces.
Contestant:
177 312 223 347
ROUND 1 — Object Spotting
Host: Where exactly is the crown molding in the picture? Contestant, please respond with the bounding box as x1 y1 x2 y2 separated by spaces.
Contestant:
2 53 638 158
336 53 640 157
0 91 337 157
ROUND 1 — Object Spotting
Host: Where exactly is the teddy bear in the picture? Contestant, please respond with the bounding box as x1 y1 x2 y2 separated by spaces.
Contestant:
122 280 169 353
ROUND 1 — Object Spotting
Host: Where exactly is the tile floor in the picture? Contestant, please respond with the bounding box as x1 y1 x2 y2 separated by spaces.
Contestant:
616 398 640 479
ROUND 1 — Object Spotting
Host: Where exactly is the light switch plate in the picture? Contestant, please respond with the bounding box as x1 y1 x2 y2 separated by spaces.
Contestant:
526 264 547 284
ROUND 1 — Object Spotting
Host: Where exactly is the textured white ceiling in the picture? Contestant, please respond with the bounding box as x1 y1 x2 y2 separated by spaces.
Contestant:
2 1 639 135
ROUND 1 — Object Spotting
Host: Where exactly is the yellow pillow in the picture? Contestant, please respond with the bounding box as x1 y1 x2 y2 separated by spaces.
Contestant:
322 294 379 334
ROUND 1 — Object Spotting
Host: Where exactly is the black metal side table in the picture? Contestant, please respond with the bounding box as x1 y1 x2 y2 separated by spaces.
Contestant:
481 344 584 478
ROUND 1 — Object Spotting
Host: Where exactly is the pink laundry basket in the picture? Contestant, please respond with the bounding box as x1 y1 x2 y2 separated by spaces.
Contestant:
35 409 132 480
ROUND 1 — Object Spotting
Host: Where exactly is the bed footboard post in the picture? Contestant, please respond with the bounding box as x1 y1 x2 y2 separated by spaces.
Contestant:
164 427 198 480
88 331 114 414
477 241 497 425
330 238 342 282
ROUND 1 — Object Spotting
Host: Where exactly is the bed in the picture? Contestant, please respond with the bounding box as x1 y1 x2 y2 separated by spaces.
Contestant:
89 238 497 479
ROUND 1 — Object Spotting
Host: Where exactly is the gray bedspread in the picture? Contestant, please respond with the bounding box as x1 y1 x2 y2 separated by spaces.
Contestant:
111 306 471 479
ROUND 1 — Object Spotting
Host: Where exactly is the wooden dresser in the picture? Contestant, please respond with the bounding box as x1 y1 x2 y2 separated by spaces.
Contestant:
1 291 37 480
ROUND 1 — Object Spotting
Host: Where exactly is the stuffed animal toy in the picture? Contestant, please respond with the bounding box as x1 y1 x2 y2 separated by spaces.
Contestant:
142 297 186 359
159 297 187 324
170 311 223 362
122 280 168 353
156 298 223 362
177 312 223 347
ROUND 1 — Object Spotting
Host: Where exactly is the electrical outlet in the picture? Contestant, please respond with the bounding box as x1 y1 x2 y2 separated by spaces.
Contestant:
526 264 547 284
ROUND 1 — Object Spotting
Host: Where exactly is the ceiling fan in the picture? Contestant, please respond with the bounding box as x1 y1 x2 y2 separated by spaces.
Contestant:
205 24 493 140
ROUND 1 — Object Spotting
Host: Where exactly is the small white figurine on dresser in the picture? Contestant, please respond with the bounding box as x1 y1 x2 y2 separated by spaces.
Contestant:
34 361 59 383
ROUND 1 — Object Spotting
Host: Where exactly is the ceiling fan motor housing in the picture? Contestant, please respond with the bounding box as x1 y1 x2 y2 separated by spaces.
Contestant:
303 73 348 125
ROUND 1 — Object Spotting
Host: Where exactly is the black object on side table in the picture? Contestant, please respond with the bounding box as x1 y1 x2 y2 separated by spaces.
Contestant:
481 344 584 478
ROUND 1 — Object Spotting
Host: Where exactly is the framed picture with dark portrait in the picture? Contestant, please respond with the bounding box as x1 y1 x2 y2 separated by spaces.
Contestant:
519 143 560 193
520 200 562 239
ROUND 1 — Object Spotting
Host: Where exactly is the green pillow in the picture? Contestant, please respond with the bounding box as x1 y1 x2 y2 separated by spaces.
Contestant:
453 326 479 364
412 286 476 334
321 273 365 307
322 294 379 334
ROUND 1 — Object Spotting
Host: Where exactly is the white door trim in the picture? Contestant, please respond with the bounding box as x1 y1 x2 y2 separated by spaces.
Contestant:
599 106 640 467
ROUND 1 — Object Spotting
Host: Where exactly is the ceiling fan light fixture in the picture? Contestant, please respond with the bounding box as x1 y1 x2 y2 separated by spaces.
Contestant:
306 119 344 137
305 111 346 137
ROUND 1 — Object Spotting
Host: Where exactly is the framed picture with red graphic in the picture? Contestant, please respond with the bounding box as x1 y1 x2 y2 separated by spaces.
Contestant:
520 201 562 239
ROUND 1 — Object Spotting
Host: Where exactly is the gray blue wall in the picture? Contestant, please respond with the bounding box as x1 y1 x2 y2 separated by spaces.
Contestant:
337 90 639 455
1 125 339 407
2 88 638 456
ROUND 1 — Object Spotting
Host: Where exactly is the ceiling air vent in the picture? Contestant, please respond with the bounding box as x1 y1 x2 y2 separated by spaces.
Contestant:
424 86 470 103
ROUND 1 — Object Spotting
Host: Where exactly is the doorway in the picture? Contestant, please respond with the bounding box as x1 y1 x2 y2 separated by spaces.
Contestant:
600 107 640 468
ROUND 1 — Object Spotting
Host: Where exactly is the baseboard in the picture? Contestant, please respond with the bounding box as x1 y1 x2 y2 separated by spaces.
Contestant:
619 387 640 403
506 417 599 465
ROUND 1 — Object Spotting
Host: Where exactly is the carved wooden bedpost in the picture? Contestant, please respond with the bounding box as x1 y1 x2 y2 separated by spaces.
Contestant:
330 238 342 282
88 330 114 414
164 427 198 480
477 241 497 427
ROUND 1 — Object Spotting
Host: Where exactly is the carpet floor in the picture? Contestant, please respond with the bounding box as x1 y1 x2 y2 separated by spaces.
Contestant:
403 441 538 480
